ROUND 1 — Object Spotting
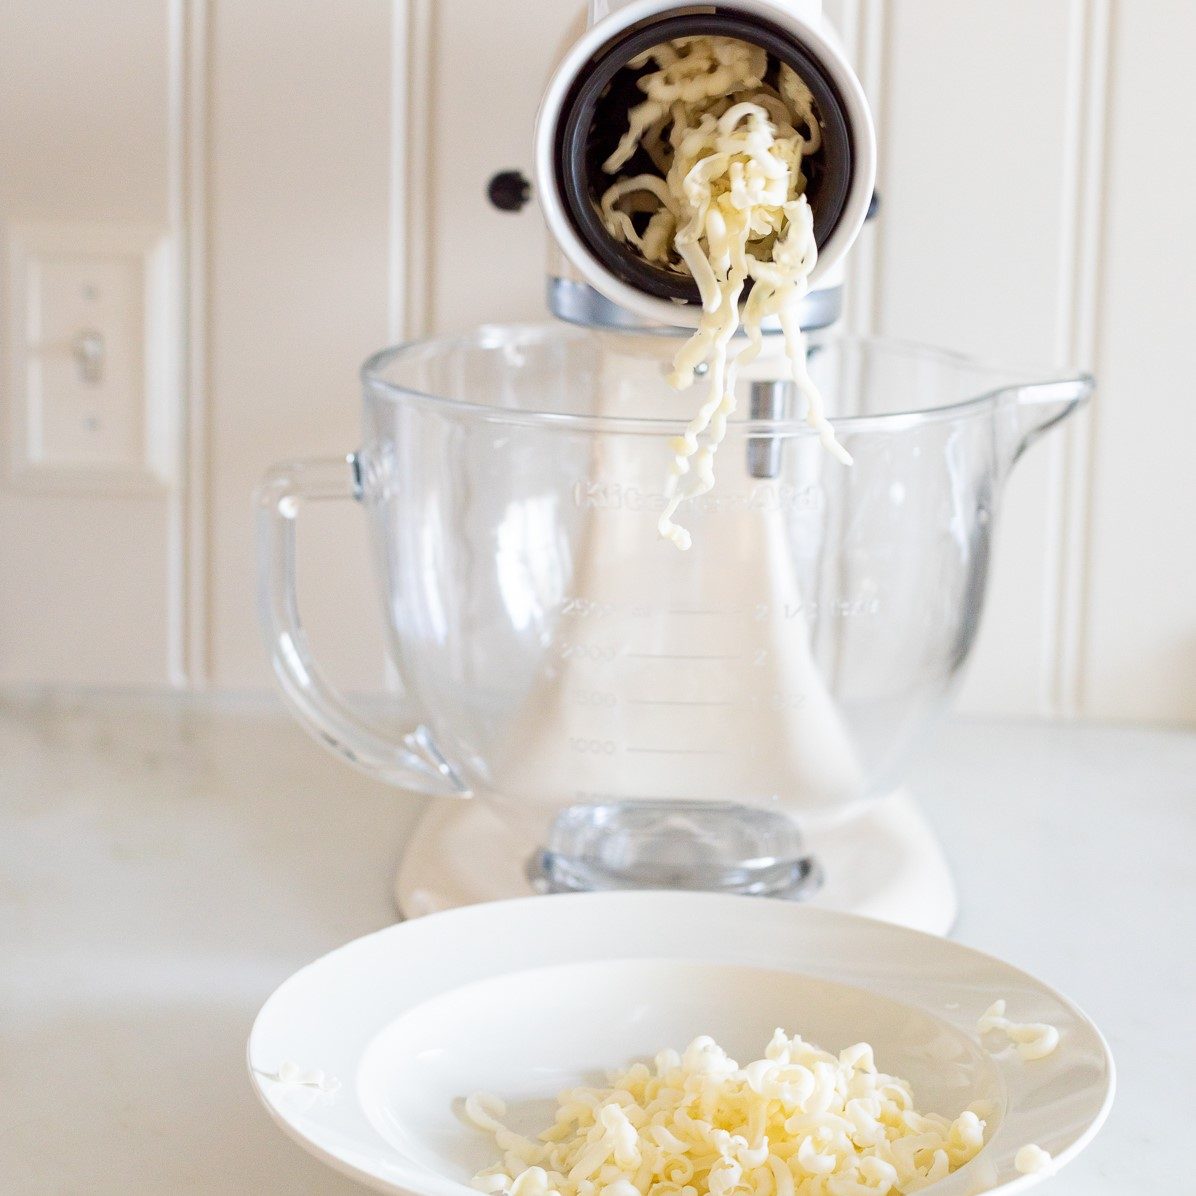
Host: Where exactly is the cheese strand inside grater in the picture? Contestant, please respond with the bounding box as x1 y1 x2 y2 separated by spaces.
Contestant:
599 35 851 550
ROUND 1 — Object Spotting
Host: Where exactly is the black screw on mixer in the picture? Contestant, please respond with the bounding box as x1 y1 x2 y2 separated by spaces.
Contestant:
487 170 532 212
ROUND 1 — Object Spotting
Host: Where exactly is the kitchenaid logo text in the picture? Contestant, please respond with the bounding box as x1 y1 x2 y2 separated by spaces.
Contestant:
571 479 823 514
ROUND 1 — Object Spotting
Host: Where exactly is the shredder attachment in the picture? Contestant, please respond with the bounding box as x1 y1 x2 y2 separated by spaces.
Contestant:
553 10 856 306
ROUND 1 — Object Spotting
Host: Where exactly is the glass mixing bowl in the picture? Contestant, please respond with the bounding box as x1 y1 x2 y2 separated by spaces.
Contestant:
257 325 1090 895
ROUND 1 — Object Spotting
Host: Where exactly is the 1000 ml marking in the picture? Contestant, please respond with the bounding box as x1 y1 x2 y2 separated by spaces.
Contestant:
568 737 617 755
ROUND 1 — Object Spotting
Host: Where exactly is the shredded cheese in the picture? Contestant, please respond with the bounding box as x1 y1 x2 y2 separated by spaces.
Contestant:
598 36 851 550
976 1001 1060 1062
1013 1144 1053 1176
467 1030 986 1196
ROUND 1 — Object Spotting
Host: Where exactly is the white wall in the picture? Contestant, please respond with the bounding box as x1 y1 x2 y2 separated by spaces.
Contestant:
1 0 1193 724
0 1 175 686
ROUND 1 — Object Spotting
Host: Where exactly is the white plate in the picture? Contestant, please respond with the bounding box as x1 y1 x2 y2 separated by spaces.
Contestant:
248 893 1113 1196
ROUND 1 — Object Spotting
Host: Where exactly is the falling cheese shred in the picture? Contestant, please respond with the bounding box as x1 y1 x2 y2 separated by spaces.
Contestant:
467 1031 987 1196
598 35 851 549
976 1001 1060 1062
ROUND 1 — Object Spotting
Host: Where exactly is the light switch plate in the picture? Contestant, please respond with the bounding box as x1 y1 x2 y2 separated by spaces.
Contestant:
5 220 173 493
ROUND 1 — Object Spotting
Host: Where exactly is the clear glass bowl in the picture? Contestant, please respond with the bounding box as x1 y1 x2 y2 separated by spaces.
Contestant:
257 325 1090 894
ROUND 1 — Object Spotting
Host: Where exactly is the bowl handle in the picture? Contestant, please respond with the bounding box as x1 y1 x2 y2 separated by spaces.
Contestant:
255 453 468 797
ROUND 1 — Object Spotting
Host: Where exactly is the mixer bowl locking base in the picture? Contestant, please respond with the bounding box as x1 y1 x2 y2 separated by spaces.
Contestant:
529 801 822 899
394 790 957 935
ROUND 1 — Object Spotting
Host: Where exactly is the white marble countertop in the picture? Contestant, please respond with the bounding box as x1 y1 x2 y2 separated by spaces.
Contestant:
1 691 1192 1194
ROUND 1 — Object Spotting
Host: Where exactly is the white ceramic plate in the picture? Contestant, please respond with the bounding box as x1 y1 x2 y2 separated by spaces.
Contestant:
248 893 1113 1196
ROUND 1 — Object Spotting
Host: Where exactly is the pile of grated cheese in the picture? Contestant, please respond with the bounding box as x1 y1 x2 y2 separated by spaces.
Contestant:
466 1030 986 1196
598 36 851 550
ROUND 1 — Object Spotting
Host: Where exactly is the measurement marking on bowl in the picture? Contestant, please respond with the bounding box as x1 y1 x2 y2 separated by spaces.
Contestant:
626 698 736 707
626 652 742 662
626 746 732 756
574 790 721 803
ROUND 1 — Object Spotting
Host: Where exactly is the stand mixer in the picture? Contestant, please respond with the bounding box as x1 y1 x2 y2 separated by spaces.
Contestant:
256 0 1092 934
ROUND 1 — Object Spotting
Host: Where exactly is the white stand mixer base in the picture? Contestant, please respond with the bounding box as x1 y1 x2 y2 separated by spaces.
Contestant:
394 790 957 935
